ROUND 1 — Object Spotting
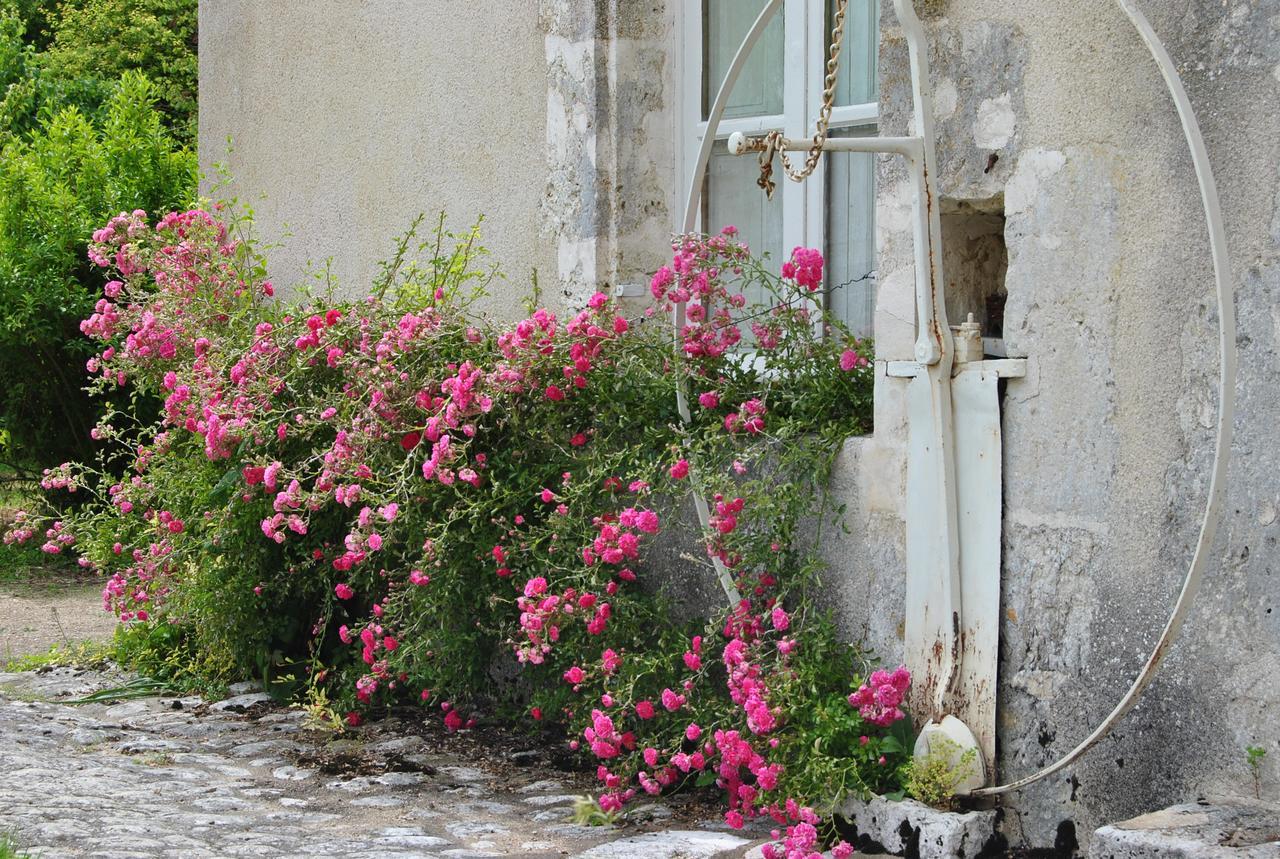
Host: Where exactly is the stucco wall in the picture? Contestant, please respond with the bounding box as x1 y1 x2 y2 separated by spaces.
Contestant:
823 0 1280 849
198 0 558 315
199 0 678 318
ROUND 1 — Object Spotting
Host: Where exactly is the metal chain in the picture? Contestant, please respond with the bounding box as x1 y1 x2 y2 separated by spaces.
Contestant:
758 0 849 199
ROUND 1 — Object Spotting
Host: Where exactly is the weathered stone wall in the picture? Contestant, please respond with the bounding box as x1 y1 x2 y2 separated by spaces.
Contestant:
539 0 678 310
822 0 1280 849
199 0 1279 850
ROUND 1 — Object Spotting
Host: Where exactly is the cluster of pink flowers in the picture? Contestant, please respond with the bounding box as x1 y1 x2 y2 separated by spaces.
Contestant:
780 246 824 291
99 539 176 622
585 506 659 567
724 399 766 435
39 463 80 493
39 520 76 554
840 348 869 371
762 801 855 859
516 577 565 665
847 665 911 727
648 228 752 359
2 511 36 545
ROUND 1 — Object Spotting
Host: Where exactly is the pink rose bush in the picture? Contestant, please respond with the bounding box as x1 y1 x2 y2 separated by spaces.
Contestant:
11 210 900 855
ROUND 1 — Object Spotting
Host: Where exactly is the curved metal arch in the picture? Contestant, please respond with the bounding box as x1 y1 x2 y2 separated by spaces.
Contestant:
973 0 1237 795
674 0 786 605
680 0 1237 796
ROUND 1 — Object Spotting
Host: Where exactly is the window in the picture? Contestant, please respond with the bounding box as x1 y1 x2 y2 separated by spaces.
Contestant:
680 0 879 337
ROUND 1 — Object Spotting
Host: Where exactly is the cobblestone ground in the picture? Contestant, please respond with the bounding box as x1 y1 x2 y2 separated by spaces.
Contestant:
0 667 767 859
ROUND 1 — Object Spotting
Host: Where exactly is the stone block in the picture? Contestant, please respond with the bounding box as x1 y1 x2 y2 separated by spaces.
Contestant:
208 692 273 712
1091 799 1280 859
839 795 998 859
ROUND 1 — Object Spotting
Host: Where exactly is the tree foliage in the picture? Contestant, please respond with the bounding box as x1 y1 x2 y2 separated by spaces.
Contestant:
0 0 197 143
40 0 197 142
0 72 195 471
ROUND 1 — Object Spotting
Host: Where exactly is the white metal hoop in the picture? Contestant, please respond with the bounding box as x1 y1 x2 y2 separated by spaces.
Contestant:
972 0 1238 796
678 0 1237 796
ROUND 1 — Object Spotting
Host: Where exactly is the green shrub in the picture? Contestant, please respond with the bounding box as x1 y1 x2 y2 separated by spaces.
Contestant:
1 0 62 52
39 0 198 142
16 207 892 855
0 71 195 473
0 4 115 143
904 736 978 809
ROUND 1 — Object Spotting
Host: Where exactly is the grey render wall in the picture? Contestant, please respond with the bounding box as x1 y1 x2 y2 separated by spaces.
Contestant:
198 0 677 318
821 0 1280 849
198 1 544 314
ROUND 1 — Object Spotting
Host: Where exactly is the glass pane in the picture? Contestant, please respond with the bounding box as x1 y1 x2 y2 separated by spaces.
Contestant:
705 140 784 332
825 127 876 338
830 0 878 106
703 0 785 120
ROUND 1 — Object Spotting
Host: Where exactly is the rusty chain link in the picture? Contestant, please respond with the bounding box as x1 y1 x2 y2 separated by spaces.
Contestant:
758 0 849 199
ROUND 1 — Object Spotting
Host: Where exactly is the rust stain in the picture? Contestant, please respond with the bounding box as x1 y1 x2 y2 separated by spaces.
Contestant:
922 160 946 357
949 610 963 693
1006 607 1018 623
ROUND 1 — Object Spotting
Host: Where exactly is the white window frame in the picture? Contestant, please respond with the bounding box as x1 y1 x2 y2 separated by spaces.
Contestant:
676 0 878 323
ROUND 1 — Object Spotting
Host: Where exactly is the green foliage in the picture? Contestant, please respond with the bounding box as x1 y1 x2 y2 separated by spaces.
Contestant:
3 637 113 671
40 0 198 142
904 736 978 809
110 617 232 698
0 831 32 859
572 795 622 827
1247 745 1266 799
1 0 70 52
764 617 914 810
0 71 194 472
0 3 110 142
0 0 196 142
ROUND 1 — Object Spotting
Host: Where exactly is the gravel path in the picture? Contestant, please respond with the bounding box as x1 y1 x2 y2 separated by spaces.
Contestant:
0 581 116 663
0 667 766 858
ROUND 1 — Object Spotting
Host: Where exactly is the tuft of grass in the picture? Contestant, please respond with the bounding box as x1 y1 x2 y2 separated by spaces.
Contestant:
64 676 178 705
570 796 621 827
4 639 115 672
904 736 978 810
133 752 174 767
1247 745 1267 799
0 830 32 859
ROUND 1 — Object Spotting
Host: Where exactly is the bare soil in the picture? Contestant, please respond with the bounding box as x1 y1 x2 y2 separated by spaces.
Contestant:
0 578 116 663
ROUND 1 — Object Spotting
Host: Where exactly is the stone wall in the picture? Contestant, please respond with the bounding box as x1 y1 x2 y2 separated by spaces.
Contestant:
538 0 678 310
822 0 1280 849
199 0 1280 850
198 0 555 314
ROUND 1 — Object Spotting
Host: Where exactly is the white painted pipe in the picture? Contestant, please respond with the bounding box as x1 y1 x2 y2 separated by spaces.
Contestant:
886 0 967 724
973 0 1237 795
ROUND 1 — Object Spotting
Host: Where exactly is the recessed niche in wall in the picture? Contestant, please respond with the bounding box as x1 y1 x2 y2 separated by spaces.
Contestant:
940 198 1007 339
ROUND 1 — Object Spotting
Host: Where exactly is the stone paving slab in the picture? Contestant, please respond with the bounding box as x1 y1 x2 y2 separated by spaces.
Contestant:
0 667 763 858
